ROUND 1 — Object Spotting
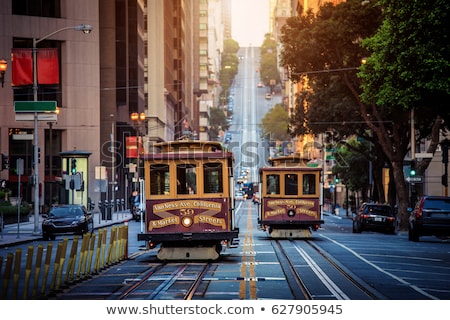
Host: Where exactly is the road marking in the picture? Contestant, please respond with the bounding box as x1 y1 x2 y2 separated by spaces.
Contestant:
320 234 439 300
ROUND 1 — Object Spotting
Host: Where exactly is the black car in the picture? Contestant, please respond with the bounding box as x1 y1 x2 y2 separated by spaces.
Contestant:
42 204 94 240
353 203 396 234
409 196 450 241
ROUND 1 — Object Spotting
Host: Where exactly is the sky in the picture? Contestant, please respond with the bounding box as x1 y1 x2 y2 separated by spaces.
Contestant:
231 0 271 47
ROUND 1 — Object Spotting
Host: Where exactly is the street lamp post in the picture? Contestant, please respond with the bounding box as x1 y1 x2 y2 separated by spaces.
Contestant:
0 58 7 87
31 24 93 235
110 114 115 215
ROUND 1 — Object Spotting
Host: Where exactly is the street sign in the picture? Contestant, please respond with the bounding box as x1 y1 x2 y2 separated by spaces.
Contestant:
14 101 57 112
406 176 423 183
12 134 33 140
15 113 57 121
415 152 433 158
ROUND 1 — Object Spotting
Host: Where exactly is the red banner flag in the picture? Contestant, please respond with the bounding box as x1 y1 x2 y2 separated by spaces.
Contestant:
126 136 144 158
37 48 59 85
11 48 33 86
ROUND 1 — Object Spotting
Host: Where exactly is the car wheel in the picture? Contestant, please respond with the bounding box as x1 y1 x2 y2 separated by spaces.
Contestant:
50 234 56 241
43 233 50 241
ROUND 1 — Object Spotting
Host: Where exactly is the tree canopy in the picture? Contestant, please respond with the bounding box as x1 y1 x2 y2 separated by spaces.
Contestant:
279 0 450 229
259 104 290 141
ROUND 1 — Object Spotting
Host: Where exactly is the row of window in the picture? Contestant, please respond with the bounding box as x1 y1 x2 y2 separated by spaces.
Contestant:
149 162 224 196
264 173 317 196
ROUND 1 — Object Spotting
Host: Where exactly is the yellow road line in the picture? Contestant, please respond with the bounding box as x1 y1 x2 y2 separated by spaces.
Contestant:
239 201 257 299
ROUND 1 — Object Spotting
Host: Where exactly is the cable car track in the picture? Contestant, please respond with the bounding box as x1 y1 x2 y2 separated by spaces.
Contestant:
273 239 382 300
115 262 212 300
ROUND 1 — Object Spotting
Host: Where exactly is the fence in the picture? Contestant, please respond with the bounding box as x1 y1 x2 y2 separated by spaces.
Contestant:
0 225 128 299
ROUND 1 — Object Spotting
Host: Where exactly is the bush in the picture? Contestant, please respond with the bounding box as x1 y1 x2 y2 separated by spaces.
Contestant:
0 202 32 225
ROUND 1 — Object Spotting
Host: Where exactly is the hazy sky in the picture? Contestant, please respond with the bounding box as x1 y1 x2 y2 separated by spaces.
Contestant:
231 0 270 47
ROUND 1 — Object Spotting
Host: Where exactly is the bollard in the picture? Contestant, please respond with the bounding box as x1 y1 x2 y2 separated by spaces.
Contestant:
1 253 14 299
31 245 44 299
101 228 107 269
40 243 53 298
64 236 79 286
77 233 90 280
98 201 104 221
121 198 125 211
23 246 34 299
93 229 103 273
118 226 124 260
12 248 22 299
124 225 129 260
87 233 96 276
49 242 63 294
108 200 114 220
55 238 68 292
105 227 114 265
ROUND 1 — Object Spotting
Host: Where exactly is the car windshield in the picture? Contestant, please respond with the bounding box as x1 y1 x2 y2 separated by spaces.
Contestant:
49 206 83 218
365 205 392 216
423 198 450 210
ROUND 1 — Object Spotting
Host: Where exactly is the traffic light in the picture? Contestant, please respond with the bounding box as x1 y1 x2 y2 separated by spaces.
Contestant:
71 158 77 174
37 147 41 164
1 154 9 171
410 160 416 176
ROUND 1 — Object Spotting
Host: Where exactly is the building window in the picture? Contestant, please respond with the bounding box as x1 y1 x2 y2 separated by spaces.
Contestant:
12 0 61 18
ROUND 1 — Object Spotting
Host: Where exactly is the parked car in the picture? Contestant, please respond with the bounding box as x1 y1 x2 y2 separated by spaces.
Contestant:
130 194 145 221
42 204 94 240
409 196 450 241
257 81 264 88
235 191 245 201
265 93 272 100
353 203 396 234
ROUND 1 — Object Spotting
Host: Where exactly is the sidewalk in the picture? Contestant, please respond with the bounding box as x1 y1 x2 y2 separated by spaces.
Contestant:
0 210 133 248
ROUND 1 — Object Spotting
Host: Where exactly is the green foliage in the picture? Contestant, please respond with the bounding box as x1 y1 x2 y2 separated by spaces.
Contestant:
359 0 450 139
333 137 369 193
259 104 290 141
280 0 382 138
259 34 280 86
219 39 240 98
208 107 229 141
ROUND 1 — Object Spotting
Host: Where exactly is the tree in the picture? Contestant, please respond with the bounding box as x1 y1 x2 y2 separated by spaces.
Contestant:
260 34 280 88
209 107 229 141
219 39 240 98
280 0 386 200
259 104 290 141
280 0 450 229
359 0 450 228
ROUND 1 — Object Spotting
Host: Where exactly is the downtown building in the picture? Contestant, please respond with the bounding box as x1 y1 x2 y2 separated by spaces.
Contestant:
0 0 226 214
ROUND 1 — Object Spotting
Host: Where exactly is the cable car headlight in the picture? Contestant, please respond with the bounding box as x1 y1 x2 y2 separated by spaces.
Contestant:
287 209 296 217
181 216 193 228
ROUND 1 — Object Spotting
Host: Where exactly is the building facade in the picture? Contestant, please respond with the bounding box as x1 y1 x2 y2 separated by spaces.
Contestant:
0 0 227 215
